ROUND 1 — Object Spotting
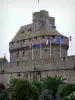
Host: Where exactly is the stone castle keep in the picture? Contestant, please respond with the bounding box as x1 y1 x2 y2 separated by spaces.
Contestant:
0 10 75 87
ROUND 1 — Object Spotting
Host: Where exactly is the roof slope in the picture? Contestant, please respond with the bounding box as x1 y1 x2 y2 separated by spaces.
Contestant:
10 22 66 43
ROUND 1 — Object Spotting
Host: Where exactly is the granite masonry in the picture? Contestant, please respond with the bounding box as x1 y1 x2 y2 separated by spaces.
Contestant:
0 10 75 87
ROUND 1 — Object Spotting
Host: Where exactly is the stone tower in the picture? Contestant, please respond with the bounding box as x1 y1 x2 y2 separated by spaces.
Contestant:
9 10 69 67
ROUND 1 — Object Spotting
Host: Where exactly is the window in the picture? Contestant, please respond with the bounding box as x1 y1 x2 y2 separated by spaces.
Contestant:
17 62 19 66
17 41 19 44
28 28 32 32
29 28 32 32
23 40 25 43
53 36 55 38
42 36 44 38
23 52 25 57
17 53 19 58
21 31 24 34
12 42 14 45
35 37 37 39
17 73 21 76
45 49 47 52
63 57 65 62
29 38 31 41
36 50 37 54
61 37 63 39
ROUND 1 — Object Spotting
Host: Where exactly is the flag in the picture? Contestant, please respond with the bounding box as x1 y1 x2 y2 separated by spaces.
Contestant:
29 44 32 49
35 44 41 47
46 39 50 45
56 37 61 43
30 43 33 60
66 37 69 41
56 37 61 57
69 36 72 41
66 36 72 41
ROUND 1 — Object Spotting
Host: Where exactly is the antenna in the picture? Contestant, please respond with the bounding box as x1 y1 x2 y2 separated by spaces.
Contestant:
38 0 39 3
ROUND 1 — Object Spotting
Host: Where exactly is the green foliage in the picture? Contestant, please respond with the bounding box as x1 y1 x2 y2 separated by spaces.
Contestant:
57 83 75 98
0 84 9 100
9 76 75 100
63 91 75 100
10 78 39 100
41 76 65 97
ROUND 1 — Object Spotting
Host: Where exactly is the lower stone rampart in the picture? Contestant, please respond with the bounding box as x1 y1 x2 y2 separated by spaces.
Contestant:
0 55 75 87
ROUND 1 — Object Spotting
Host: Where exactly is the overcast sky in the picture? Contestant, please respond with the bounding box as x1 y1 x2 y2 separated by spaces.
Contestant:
0 0 75 61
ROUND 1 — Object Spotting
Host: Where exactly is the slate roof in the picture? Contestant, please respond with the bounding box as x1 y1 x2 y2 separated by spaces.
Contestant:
10 22 66 43
10 11 66 43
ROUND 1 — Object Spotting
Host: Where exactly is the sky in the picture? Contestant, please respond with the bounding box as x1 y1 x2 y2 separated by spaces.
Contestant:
0 0 75 61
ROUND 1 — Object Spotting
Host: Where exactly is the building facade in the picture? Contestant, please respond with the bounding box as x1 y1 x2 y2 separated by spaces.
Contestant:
0 10 75 87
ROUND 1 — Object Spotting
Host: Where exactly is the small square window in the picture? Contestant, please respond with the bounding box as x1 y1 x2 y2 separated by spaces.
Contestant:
23 40 25 43
17 62 19 66
42 36 44 38
35 37 37 39
63 57 65 61
30 28 32 32
17 53 19 58
12 42 14 45
29 38 31 41
17 41 19 44
21 31 24 34
45 49 47 52
36 51 37 54
61 37 63 39
23 52 25 57
53 36 55 38
17 73 21 76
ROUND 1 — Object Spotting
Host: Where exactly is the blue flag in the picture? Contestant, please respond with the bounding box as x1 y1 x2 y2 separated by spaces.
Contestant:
56 37 61 43
35 44 41 47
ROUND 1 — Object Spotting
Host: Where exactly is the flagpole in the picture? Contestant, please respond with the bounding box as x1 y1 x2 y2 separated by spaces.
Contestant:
50 39 51 58
38 0 39 3
32 41 33 60
60 38 61 57
40 43 42 59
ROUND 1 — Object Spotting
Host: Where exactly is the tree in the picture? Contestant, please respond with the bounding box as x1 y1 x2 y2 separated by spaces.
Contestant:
10 78 39 100
57 83 75 99
41 76 65 99
0 83 9 100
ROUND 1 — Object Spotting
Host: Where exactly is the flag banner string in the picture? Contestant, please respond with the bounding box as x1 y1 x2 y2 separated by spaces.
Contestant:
24 37 70 49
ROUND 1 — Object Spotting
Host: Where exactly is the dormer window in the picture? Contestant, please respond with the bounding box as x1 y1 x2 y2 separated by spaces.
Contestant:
30 28 32 32
52 26 56 28
21 31 24 34
12 42 14 45
28 28 32 32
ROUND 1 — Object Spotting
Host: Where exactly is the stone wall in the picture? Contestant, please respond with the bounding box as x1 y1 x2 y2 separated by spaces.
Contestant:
9 35 69 62
0 55 75 87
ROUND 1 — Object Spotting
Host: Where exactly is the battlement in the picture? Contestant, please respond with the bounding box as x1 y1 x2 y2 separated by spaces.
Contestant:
0 55 75 73
0 55 75 87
